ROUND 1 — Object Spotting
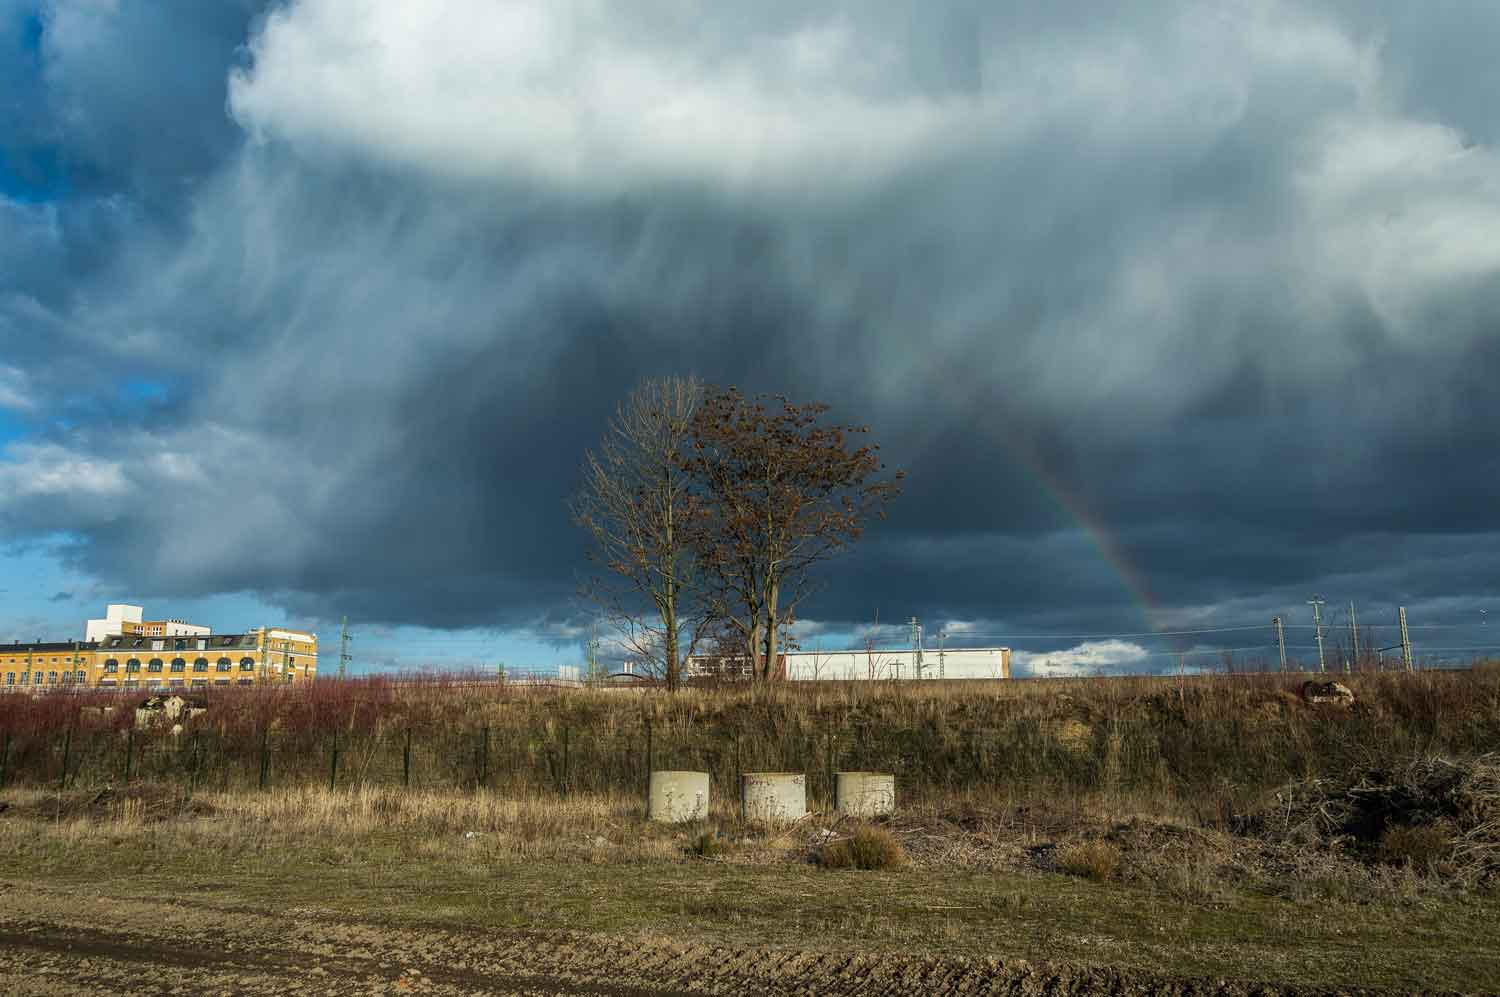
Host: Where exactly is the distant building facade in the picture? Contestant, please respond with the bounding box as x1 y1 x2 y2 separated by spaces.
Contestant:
686 646 1011 682
3 604 317 692
85 604 211 643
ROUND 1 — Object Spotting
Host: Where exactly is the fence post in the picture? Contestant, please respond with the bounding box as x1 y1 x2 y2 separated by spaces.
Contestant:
825 730 836 810
328 731 340 792
258 728 270 790
403 727 412 788
189 731 201 797
124 727 135 783
59 728 72 792
480 726 490 789
644 717 654 804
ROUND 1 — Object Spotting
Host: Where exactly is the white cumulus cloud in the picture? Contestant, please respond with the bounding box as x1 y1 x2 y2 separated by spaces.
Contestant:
1015 640 1150 678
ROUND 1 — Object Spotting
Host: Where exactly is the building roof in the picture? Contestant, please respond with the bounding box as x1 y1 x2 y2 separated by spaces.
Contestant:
0 641 98 654
98 632 263 652
3 632 314 655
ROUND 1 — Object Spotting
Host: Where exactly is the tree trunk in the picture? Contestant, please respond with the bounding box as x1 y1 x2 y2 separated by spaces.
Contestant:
749 618 764 682
763 580 780 682
664 610 680 693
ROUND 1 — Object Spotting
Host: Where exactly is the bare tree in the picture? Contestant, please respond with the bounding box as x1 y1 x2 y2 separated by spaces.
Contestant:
572 376 705 692
686 387 903 681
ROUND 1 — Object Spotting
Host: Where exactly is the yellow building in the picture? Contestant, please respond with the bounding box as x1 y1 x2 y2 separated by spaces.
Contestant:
0 642 90 690
1 627 318 692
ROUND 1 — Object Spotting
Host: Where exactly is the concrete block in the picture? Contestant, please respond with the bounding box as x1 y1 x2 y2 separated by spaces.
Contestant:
648 770 710 822
835 771 895 816
741 772 807 823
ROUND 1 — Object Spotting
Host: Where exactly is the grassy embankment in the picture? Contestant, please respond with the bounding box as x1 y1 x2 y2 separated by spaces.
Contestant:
1 668 1498 991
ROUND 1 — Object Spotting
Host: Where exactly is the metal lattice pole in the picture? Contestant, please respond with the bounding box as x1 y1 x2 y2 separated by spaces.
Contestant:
1308 599 1327 674
1399 607 1414 672
1348 602 1359 673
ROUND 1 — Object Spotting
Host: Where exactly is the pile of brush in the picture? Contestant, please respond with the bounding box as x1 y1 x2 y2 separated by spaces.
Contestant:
1240 753 1500 883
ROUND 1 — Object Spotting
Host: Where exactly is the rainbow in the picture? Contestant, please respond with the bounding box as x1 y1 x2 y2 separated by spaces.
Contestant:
1002 436 1161 632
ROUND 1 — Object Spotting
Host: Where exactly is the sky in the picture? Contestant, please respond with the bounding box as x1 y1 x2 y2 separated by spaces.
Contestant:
2 1 1499 676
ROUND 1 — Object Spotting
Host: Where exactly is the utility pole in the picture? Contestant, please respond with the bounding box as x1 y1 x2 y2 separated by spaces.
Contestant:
910 617 922 680
586 621 603 687
1399 606 1413 672
1347 602 1358 674
1308 599 1326 674
1274 617 1287 673
338 617 353 680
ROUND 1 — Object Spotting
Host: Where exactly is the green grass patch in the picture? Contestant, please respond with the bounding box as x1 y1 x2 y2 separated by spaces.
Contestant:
2 823 1497 993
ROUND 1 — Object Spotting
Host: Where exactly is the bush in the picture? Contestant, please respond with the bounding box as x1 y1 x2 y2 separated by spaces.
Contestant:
1377 823 1453 872
817 825 907 871
689 830 724 858
1055 840 1122 882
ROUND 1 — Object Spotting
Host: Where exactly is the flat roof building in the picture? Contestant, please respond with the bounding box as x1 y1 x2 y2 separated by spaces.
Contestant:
687 646 1011 682
85 604 210 643
2 610 318 693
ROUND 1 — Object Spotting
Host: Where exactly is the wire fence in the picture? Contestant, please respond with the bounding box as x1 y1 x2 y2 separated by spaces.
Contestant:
0 665 1495 806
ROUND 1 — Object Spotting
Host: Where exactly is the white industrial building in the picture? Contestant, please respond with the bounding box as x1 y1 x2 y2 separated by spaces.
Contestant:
84 604 211 643
686 646 1011 681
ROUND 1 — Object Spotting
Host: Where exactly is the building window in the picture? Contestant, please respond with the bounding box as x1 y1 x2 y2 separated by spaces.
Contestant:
214 679 230 686
146 679 161 688
237 678 253 686
168 679 184 687
239 658 255 672
194 658 209 672
148 658 164 673
105 659 119 673
191 679 207 688
47 671 57 684
19 672 28 685
4 673 12 685
100 679 116 687
170 658 186 672
126 658 141 673
216 658 231 672
61 672 72 684
174 638 187 651
74 671 85 683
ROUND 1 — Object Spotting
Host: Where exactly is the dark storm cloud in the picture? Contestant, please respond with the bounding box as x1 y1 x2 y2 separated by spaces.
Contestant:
1 0 275 388
4 0 268 196
2 0 1499 648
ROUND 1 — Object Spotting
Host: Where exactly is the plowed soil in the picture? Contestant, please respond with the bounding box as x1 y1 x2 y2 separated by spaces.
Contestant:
0 882 1452 996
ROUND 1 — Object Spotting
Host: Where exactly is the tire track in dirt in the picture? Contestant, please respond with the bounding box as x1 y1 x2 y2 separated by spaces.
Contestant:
0 922 685 996
0 881 1463 996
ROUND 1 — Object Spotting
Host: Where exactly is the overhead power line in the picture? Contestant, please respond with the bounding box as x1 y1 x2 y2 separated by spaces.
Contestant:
931 624 1274 640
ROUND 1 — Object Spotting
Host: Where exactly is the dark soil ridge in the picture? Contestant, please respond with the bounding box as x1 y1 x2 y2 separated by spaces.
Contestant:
0 884 1467 996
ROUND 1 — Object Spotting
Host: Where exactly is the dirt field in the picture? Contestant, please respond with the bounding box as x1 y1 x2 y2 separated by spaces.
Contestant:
0 881 1455 997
